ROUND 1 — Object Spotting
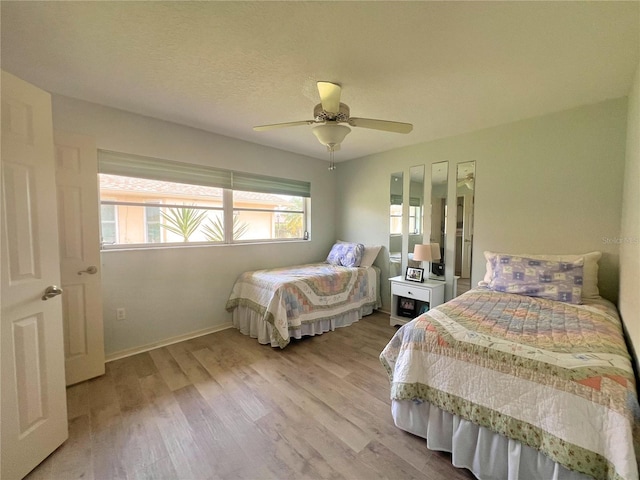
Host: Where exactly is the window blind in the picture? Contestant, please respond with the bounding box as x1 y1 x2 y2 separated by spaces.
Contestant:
98 150 310 197
232 172 310 198
390 194 403 205
99 150 232 189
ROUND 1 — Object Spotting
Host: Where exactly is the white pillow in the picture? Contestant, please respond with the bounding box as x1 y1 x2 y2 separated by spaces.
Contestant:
479 250 602 299
360 245 382 268
337 240 381 268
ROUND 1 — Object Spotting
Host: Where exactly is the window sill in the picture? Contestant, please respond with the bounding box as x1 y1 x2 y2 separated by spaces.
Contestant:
100 238 310 253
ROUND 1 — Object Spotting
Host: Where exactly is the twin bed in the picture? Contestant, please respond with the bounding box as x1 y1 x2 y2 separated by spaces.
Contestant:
226 242 381 348
226 246 639 479
381 251 639 480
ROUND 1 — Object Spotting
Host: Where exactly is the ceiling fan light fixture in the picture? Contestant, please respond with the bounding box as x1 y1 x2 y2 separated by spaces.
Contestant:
312 123 351 149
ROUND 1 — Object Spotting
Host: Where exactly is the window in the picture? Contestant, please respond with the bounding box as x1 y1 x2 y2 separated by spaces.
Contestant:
233 191 305 241
389 201 402 235
409 205 422 235
100 203 118 245
144 202 161 243
98 150 310 249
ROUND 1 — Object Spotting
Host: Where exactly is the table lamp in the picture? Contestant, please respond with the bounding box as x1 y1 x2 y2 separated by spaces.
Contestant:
412 243 441 280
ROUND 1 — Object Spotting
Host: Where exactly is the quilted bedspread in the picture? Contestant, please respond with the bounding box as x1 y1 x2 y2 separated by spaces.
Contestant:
380 288 640 480
226 263 380 348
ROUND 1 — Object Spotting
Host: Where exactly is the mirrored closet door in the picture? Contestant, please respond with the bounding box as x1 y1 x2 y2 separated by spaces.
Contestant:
455 161 475 297
389 172 403 279
430 162 448 280
407 165 425 270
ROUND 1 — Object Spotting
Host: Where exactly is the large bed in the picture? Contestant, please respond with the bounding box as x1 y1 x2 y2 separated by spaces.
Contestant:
226 242 381 348
381 252 640 480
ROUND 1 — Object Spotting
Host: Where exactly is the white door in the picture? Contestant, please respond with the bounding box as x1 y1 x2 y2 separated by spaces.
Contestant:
54 131 105 386
1 71 68 479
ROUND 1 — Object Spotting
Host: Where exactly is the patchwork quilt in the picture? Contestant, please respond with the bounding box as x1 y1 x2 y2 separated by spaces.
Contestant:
226 263 380 348
380 288 640 480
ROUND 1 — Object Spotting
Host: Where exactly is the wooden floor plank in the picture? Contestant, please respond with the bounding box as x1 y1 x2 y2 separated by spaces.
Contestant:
127 455 179 480
138 373 217 480
25 311 475 480
277 348 435 472
254 408 347 480
357 439 432 480
66 380 90 420
250 358 373 453
148 347 192 391
166 342 213 384
191 346 271 422
234 362 378 479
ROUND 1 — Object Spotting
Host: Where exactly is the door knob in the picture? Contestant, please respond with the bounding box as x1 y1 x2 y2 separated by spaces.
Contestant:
42 285 63 301
77 266 98 275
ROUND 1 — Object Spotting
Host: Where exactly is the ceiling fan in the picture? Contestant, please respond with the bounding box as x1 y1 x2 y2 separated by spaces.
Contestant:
253 81 413 155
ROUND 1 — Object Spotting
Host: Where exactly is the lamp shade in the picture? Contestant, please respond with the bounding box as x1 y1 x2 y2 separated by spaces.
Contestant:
413 244 433 262
413 243 441 262
430 243 441 261
312 124 351 148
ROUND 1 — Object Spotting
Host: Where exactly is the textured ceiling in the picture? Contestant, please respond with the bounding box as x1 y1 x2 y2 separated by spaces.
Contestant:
1 1 638 162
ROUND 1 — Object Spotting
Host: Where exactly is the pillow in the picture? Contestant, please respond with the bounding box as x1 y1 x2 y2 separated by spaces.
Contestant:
359 245 382 268
326 242 365 267
336 240 381 268
480 250 601 299
488 254 584 304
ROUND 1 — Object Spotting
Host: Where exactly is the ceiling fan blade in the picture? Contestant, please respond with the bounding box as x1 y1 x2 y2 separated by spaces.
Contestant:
253 120 316 131
348 117 413 134
317 81 341 114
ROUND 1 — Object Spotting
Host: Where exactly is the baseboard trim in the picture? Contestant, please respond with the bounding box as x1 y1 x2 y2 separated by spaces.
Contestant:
105 323 234 362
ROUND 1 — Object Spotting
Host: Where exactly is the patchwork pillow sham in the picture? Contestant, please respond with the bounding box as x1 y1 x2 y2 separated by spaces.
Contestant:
488 254 584 304
326 242 365 267
480 250 601 299
336 240 381 268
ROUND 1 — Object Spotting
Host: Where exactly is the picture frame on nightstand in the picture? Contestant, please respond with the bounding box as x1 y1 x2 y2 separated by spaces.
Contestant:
405 266 424 283
398 297 416 317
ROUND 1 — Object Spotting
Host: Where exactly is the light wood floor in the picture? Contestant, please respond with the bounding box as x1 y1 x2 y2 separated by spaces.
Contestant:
26 312 475 480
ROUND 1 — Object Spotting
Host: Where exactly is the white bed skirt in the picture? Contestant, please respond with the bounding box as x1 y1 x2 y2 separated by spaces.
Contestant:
392 399 591 480
232 304 376 347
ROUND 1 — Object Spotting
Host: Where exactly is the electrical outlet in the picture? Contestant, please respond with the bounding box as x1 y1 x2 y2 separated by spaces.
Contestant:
116 308 126 321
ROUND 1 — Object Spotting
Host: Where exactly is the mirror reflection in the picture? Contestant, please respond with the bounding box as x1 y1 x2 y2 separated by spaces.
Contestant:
455 161 475 296
430 161 448 280
407 165 425 270
389 172 403 278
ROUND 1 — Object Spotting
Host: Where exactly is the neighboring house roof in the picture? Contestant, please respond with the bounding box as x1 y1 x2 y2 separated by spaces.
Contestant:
99 174 295 202
99 174 222 198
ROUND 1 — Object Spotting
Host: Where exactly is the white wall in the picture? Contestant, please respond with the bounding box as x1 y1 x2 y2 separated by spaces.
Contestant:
619 62 640 373
51 93 634 359
336 98 628 311
52 95 337 357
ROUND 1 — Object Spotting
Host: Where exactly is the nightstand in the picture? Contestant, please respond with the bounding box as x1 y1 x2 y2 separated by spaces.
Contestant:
389 276 445 326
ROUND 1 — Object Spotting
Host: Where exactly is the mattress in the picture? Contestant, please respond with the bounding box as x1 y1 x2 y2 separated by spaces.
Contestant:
380 288 640 480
